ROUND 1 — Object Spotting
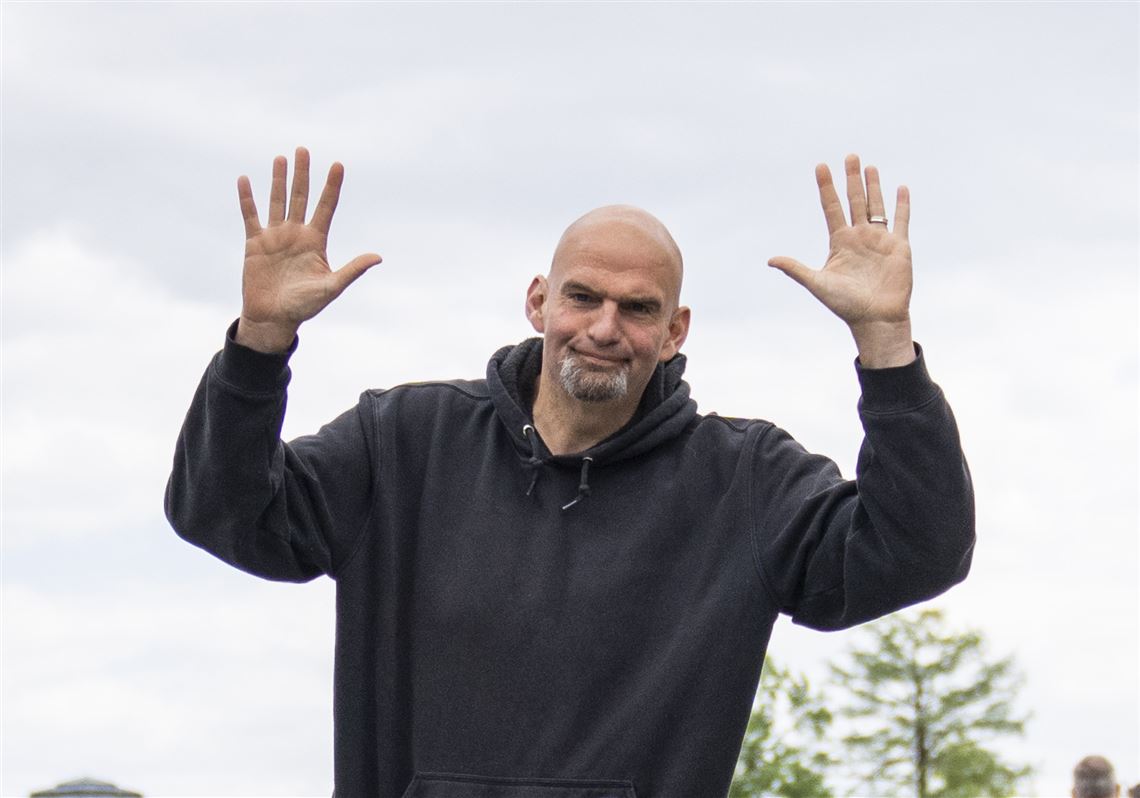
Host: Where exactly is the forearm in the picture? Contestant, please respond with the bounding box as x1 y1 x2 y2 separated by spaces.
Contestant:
165 323 322 580
851 345 975 580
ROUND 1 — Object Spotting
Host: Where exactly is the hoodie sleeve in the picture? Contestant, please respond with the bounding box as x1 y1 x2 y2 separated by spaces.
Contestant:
164 322 375 582
749 345 975 631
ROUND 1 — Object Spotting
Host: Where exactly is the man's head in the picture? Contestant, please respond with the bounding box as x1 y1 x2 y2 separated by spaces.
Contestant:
525 205 690 407
1073 756 1119 798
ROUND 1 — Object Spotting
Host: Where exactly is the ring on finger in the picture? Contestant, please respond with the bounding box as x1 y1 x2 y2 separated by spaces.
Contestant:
868 215 889 225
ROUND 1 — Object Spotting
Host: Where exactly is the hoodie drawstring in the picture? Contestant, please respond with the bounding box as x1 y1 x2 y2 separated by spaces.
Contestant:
522 425 594 511
521 425 541 496
561 456 594 511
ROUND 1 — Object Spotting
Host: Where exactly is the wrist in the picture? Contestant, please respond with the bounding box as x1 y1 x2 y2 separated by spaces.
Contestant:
236 316 299 354
850 318 915 369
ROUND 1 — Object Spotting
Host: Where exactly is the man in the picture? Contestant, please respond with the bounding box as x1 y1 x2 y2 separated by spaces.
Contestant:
166 148 974 796
1073 755 1120 798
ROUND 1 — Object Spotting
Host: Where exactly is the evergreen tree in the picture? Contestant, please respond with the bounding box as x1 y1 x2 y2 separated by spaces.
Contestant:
731 659 835 798
829 608 1031 798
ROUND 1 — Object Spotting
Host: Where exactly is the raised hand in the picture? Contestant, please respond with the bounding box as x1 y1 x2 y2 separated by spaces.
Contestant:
235 147 382 353
768 154 915 368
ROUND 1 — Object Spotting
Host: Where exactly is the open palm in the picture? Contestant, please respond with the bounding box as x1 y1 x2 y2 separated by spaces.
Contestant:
237 148 381 351
769 154 915 367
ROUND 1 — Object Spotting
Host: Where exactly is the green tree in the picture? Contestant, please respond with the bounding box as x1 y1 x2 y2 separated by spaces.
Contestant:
730 659 835 798
829 608 1031 798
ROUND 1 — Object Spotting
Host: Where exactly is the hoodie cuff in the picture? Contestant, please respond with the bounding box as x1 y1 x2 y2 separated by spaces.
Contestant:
855 343 938 413
213 318 296 395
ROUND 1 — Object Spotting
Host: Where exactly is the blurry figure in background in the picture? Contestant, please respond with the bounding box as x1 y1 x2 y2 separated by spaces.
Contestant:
1126 782 1139 798
1072 755 1120 798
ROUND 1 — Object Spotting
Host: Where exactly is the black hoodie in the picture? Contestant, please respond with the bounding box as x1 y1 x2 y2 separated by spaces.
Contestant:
166 328 974 797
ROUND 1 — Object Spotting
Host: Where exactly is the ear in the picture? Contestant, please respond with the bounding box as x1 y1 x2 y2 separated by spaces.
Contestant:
658 305 691 362
525 275 548 333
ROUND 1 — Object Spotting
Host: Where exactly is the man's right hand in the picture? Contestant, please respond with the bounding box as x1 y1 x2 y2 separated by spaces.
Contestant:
235 147 382 353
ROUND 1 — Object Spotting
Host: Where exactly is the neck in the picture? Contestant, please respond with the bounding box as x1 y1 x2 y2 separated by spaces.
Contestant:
531 375 640 456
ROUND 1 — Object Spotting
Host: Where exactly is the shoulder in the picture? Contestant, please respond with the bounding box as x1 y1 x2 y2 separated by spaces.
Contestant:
678 413 785 464
693 412 776 437
354 378 496 446
364 378 490 403
360 379 492 423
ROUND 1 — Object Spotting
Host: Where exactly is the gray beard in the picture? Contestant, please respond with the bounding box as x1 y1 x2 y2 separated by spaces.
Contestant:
558 353 630 403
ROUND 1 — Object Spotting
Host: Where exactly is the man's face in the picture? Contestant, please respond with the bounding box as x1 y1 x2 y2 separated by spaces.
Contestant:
526 209 689 408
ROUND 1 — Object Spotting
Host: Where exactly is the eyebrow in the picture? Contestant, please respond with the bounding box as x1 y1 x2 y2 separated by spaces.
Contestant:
561 281 663 311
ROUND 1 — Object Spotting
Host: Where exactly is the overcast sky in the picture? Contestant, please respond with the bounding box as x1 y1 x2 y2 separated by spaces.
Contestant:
2 2 1137 797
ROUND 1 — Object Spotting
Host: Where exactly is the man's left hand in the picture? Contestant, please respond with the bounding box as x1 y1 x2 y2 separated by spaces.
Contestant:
769 154 916 369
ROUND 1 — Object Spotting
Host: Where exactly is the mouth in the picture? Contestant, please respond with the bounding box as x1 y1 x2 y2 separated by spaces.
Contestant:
571 349 627 368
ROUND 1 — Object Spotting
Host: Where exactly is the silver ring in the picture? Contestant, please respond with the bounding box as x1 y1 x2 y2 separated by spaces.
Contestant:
868 215 889 225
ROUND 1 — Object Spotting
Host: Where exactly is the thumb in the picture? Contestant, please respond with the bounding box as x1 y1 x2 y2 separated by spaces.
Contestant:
330 252 382 295
767 256 818 291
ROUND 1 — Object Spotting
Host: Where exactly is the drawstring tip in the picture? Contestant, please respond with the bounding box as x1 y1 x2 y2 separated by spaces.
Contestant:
561 456 594 511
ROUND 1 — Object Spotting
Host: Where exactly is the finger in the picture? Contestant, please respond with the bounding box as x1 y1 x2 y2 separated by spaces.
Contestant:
894 185 910 240
845 154 868 226
237 175 261 239
268 155 288 226
865 165 886 220
767 256 819 293
310 162 345 235
329 253 383 297
287 147 310 224
815 164 847 235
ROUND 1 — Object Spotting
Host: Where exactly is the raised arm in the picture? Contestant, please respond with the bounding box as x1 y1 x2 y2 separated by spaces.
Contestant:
236 147 382 352
757 156 974 628
768 154 914 369
166 148 382 580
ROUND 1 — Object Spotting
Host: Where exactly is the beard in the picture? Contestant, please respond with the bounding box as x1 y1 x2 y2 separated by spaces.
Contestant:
558 352 630 402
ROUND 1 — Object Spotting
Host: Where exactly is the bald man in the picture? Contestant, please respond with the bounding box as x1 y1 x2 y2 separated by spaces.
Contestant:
167 149 974 797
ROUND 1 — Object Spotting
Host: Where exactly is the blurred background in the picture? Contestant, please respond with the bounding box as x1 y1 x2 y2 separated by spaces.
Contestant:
2 3 1136 795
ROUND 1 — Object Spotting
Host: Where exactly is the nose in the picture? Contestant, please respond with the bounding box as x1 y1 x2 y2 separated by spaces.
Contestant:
587 300 621 346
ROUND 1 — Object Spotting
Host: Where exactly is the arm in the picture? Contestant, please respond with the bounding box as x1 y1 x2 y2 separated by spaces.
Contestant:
768 154 914 369
165 149 380 579
755 156 974 628
751 350 975 630
165 328 376 581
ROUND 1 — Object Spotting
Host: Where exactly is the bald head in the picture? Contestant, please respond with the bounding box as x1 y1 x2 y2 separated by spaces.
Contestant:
551 205 684 308
1074 756 1118 798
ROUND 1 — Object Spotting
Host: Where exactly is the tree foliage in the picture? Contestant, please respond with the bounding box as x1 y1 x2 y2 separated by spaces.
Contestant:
730 659 835 798
829 608 1031 798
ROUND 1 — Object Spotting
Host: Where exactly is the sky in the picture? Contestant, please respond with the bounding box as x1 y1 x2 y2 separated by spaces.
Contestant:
2 2 1137 796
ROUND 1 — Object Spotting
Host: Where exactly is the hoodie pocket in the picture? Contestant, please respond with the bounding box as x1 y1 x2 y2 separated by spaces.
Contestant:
399 772 638 798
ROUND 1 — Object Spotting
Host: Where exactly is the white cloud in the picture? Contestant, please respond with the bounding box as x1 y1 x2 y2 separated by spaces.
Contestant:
3 580 336 795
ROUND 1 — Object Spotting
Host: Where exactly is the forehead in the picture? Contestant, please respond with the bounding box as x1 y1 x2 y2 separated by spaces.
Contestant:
551 219 681 301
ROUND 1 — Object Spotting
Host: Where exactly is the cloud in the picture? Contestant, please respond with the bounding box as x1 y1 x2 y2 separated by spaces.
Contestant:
3 230 230 546
3 580 337 795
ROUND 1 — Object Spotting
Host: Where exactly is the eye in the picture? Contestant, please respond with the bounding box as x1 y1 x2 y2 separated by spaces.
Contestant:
569 292 596 304
623 301 656 316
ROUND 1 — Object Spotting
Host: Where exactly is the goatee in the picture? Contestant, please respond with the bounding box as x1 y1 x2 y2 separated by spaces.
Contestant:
558 353 629 402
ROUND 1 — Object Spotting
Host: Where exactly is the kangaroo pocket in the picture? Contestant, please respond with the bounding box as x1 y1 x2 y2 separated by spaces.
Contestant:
399 772 638 798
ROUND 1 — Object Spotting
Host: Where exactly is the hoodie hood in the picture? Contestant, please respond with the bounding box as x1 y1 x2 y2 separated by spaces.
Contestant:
486 337 699 469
